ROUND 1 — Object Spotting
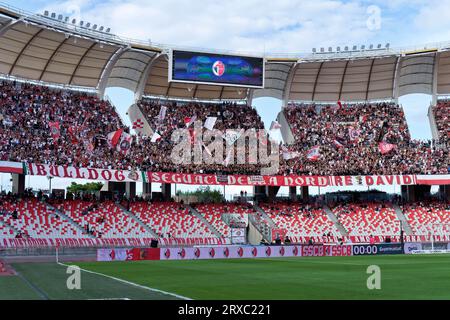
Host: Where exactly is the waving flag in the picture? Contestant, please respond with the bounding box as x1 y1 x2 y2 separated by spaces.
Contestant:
157 106 167 122
107 129 124 148
151 132 162 143
379 142 397 155
117 132 132 155
49 122 61 141
185 115 197 128
348 127 361 141
204 117 217 131
337 100 343 109
306 146 321 161
270 121 282 131
333 139 344 149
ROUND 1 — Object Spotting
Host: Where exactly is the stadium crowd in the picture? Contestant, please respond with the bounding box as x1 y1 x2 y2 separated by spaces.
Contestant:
433 101 450 147
0 80 448 176
280 102 449 175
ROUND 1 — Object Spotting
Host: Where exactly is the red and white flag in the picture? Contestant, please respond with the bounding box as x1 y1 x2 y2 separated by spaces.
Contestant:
107 129 124 149
151 132 161 143
185 115 197 128
306 146 321 161
348 127 361 141
117 132 132 155
333 139 344 149
270 121 282 130
378 142 397 155
48 122 61 141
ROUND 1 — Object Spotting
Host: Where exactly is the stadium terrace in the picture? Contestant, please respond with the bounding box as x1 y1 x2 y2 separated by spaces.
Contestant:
0 2 449 303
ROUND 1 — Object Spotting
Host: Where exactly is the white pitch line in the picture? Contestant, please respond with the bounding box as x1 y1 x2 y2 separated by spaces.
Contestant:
57 262 192 300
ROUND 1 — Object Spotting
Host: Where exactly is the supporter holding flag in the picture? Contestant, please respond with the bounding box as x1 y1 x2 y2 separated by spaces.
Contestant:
48 122 61 142
306 146 321 161
107 129 123 149
379 142 397 155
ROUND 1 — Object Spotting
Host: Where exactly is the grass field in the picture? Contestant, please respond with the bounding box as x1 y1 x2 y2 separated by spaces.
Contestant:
1 254 450 300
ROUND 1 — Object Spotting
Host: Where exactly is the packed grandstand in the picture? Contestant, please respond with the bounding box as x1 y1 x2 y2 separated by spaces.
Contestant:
0 3 448 255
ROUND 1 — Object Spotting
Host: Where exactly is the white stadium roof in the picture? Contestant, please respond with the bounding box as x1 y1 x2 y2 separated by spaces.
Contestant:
2 4 450 103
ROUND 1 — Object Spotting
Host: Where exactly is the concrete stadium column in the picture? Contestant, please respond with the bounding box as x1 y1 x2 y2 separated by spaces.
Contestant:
289 186 297 201
267 186 280 201
162 183 172 201
12 174 25 195
142 182 152 199
301 186 309 202
440 185 450 201
401 185 408 201
105 182 126 196
125 182 136 199
254 186 267 201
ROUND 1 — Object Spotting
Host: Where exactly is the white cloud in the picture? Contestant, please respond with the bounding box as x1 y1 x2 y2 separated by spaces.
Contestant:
40 0 381 54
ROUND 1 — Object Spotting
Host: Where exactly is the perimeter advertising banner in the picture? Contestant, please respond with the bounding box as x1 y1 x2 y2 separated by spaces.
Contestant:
160 245 303 260
97 248 161 261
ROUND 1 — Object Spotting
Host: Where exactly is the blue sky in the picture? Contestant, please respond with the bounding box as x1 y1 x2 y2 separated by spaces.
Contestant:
0 0 447 195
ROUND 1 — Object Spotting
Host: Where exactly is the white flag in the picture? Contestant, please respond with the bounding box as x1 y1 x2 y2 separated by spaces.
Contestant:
151 132 161 143
204 117 217 131
157 106 167 122
270 121 282 130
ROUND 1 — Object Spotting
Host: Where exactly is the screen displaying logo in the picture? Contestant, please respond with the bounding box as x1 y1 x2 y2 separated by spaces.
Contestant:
212 60 226 77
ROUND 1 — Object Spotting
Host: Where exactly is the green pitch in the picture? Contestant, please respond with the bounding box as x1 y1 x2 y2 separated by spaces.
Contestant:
1 254 450 300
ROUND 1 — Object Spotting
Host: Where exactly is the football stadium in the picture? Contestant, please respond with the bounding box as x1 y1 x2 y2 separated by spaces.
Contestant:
0 1 449 306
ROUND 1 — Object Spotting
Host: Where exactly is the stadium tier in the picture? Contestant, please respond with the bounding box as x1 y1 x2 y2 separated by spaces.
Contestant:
433 101 450 146
136 98 265 174
192 203 256 237
332 202 400 236
0 197 85 239
280 102 448 175
129 201 217 239
260 202 340 238
402 202 450 236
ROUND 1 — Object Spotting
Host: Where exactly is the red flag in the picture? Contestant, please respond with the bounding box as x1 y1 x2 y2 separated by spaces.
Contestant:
378 142 397 155
107 129 124 148
337 100 343 109
48 122 60 141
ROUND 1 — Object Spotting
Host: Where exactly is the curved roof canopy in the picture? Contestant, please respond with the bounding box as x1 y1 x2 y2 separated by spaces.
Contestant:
3 5 450 103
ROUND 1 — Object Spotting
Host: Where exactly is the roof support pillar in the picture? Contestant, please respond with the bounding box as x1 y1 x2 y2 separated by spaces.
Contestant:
97 46 128 99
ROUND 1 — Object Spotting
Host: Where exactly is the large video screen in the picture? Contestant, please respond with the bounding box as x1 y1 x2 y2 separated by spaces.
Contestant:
169 50 264 88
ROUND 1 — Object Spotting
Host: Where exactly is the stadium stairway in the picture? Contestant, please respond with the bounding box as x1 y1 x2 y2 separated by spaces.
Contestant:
393 204 413 235
116 204 159 239
323 205 349 237
45 203 96 238
187 205 224 238
253 204 277 228
248 214 271 241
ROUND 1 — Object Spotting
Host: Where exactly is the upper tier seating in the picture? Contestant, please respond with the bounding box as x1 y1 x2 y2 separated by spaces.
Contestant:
129 202 216 239
432 101 450 146
280 102 449 175
333 202 400 236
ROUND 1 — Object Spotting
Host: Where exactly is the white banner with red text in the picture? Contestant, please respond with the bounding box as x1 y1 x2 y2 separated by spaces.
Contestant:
0 161 448 186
